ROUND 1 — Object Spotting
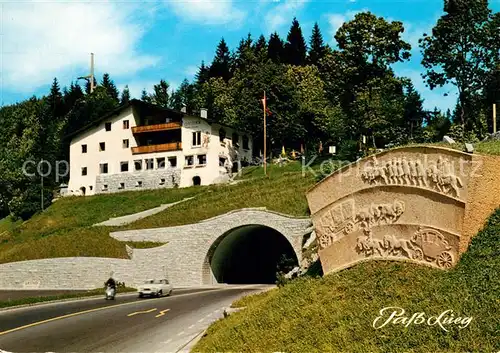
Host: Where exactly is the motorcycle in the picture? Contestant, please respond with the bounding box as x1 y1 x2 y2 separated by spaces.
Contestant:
105 285 116 300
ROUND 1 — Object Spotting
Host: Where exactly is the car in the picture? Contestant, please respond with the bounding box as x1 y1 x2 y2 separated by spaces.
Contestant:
137 279 173 298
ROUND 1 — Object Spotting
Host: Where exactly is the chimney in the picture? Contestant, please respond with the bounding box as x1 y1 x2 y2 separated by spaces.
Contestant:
200 108 208 119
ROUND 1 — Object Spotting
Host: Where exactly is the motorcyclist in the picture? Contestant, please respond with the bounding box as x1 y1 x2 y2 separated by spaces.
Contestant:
105 277 116 289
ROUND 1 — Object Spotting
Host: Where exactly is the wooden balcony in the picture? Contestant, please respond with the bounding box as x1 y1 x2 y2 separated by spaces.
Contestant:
132 142 182 154
132 122 182 134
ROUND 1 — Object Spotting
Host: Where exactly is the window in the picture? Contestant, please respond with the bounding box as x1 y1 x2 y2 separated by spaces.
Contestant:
243 135 249 150
120 161 129 172
232 133 239 147
118 182 125 190
157 157 165 169
197 154 207 166
145 158 154 170
219 128 226 142
89 186 93 191
105 122 112 131
100 163 108 174
81 167 87 176
136 181 143 187
168 157 177 167
82 144 87 153
185 155 194 167
123 120 129 129
192 131 201 147
102 184 108 191
99 142 105 151
123 139 129 148
159 178 166 185
134 160 142 171
219 157 226 167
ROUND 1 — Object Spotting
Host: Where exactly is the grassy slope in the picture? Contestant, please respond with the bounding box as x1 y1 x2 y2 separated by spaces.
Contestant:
0 187 201 263
193 209 500 353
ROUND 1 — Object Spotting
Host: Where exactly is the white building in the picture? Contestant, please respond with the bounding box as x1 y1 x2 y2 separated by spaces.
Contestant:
66 99 253 196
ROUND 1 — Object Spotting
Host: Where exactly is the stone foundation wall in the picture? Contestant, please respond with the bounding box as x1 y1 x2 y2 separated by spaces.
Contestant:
95 168 181 194
0 258 135 290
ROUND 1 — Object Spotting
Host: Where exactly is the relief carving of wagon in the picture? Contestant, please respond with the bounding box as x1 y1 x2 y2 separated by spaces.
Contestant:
321 199 356 236
410 227 454 268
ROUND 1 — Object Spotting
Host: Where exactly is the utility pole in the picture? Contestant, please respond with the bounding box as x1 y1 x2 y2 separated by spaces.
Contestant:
90 53 95 93
262 91 267 176
78 53 95 93
41 160 44 211
493 103 497 134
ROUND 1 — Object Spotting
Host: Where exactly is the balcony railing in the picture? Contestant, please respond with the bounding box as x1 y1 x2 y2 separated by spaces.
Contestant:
132 142 182 154
132 122 182 134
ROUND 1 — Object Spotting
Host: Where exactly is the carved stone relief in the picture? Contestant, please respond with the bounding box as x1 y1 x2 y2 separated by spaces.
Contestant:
317 199 405 249
361 155 464 198
355 227 455 269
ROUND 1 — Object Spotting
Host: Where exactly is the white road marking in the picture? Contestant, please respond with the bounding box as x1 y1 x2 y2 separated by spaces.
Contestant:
163 339 172 344
197 318 205 323
188 324 195 329
177 331 185 336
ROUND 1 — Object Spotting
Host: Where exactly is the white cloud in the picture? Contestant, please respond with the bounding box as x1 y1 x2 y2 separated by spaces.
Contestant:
1 1 159 94
165 0 246 25
264 0 309 33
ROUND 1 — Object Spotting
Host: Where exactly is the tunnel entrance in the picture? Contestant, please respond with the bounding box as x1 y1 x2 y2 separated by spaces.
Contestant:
203 225 299 285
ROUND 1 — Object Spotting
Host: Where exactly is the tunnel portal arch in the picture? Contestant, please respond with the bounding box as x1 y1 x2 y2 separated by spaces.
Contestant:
202 224 299 285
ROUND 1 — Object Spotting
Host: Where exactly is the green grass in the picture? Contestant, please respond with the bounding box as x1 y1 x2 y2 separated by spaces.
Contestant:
0 286 137 309
122 172 315 230
193 209 500 353
0 186 201 263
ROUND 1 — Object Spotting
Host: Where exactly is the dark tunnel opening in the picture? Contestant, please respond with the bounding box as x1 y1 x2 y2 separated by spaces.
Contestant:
206 225 299 284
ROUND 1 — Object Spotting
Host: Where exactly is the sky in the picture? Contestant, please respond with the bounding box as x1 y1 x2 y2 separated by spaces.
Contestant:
1 0 499 113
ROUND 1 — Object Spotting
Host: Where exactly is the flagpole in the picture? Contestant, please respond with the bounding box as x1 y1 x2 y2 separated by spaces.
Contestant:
263 91 267 176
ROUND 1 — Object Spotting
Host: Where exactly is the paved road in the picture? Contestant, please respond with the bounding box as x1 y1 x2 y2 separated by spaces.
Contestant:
0 285 268 352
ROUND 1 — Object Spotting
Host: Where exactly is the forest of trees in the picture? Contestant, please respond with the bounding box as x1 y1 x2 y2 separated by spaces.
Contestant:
0 0 499 220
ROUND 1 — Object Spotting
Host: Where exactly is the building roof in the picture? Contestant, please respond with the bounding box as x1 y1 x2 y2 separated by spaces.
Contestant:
64 99 251 141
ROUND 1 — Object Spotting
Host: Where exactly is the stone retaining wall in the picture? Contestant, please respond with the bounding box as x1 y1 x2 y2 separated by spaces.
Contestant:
0 258 135 290
95 168 181 194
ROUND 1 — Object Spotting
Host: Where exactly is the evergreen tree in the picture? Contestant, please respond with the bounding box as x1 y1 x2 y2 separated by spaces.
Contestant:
308 22 326 66
121 85 131 105
235 33 255 71
268 32 284 63
209 38 232 81
195 61 210 86
285 17 307 66
141 89 152 103
152 80 170 108
48 77 64 118
101 73 119 103
171 79 195 112
403 81 425 140
254 34 268 62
